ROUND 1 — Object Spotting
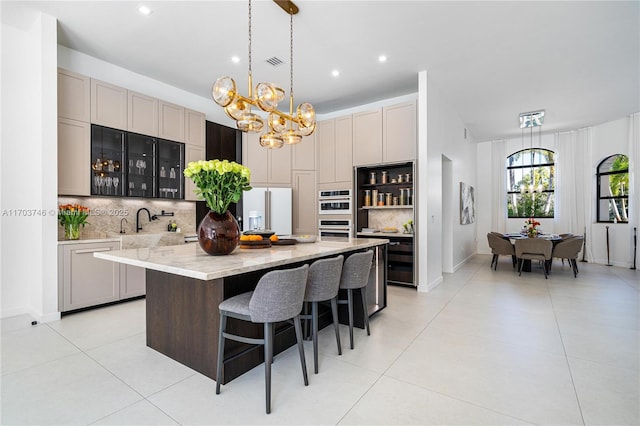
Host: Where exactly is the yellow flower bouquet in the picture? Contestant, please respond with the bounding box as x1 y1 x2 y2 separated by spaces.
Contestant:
58 204 90 240
184 160 252 214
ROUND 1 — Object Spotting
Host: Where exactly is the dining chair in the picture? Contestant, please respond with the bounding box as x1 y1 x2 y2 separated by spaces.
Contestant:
552 236 584 277
337 250 374 350
487 232 516 270
514 238 553 278
301 255 344 374
216 264 309 414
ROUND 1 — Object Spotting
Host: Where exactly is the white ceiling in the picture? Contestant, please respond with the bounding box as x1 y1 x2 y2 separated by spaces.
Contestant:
3 1 639 141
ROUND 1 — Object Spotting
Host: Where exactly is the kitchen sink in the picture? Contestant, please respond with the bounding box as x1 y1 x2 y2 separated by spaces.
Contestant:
106 232 185 249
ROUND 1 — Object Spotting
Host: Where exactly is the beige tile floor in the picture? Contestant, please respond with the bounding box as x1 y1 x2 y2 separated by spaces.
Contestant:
1 255 638 425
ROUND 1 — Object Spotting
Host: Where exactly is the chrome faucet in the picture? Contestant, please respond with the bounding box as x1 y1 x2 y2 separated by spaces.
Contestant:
136 208 157 232
120 218 128 234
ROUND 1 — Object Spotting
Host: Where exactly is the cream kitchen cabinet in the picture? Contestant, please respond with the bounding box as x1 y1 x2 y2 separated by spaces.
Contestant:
128 91 158 136
120 264 146 299
353 101 417 166
353 109 383 166
58 241 121 312
91 78 128 130
58 69 90 123
317 116 353 186
383 101 416 163
159 101 185 142
184 108 206 147
58 117 91 196
243 133 292 186
184 144 205 201
292 170 317 235
292 133 316 170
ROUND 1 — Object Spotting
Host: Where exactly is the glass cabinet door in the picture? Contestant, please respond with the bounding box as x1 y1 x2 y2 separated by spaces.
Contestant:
157 139 184 199
91 125 125 196
127 133 156 198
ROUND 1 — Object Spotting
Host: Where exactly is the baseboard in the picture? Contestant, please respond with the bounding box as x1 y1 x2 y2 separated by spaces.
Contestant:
453 253 475 272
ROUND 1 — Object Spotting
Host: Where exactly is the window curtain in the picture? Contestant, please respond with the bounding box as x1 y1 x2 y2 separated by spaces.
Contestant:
628 113 639 266
555 127 593 261
491 139 507 232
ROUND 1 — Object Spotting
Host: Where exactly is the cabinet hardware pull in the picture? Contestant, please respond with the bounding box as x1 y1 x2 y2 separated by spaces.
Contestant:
75 247 112 254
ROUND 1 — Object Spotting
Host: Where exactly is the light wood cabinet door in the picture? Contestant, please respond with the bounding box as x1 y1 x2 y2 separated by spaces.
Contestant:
58 69 90 122
60 241 120 312
243 133 291 185
159 101 185 142
353 109 383 166
120 264 146 299
185 144 205 201
383 101 416 162
292 170 317 235
334 115 353 183
128 91 158 136
316 120 335 184
292 133 316 170
269 144 292 185
91 79 127 130
184 108 205 147
58 118 91 196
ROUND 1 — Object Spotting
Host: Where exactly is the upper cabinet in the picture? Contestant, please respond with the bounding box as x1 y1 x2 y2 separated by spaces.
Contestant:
353 101 417 166
317 116 353 186
58 69 90 123
353 109 383 166
91 79 127 130
184 108 206 147
243 133 291 186
128 91 158 136
383 101 416 163
159 101 185 142
292 132 316 170
58 118 91 196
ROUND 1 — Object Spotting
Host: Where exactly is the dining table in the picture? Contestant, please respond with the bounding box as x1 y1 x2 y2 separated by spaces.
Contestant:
504 233 562 272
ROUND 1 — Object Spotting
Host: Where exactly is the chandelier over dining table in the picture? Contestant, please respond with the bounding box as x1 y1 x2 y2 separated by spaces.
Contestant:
211 0 316 149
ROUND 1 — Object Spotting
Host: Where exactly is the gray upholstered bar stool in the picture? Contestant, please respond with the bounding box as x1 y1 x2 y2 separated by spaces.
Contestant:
302 255 344 374
337 250 374 349
215 264 309 414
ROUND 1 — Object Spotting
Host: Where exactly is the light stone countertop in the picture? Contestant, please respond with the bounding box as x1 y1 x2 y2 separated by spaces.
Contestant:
357 232 413 238
94 237 389 281
58 237 120 245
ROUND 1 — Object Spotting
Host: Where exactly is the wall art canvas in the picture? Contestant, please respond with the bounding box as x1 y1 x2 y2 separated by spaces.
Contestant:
460 182 475 225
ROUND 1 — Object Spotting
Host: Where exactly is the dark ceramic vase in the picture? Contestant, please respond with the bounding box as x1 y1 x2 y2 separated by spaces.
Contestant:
198 210 240 255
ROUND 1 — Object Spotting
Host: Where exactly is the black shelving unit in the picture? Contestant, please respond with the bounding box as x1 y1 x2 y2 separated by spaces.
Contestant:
355 161 416 287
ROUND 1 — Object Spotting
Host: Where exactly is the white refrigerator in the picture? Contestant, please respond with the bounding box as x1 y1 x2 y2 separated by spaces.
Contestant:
242 187 292 235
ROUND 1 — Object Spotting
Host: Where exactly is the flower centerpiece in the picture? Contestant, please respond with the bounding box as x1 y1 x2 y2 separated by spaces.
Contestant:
58 204 90 240
184 159 251 255
524 217 541 238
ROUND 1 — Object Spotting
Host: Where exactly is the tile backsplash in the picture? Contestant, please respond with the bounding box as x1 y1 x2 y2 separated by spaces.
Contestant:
367 209 414 233
58 197 196 240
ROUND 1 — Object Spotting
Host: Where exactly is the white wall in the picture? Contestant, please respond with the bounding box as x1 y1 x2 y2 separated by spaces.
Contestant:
1 12 59 321
476 116 637 267
417 71 478 292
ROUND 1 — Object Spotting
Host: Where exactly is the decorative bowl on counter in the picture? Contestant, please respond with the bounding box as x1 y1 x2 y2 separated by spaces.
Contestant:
292 234 317 243
243 229 276 238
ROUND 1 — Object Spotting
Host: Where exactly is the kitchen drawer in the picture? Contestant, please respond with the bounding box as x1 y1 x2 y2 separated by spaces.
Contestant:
389 253 413 264
388 266 413 285
388 241 413 253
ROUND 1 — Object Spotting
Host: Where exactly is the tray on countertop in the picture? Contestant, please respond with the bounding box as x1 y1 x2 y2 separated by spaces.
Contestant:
239 240 271 249
271 239 296 245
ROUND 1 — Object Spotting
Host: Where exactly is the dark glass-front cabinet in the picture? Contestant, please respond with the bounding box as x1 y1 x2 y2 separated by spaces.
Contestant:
157 139 184 199
90 124 185 199
91 126 126 196
127 132 156 198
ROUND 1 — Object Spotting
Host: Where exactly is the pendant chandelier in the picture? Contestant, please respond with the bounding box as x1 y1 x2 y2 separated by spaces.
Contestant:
519 110 545 194
211 0 315 149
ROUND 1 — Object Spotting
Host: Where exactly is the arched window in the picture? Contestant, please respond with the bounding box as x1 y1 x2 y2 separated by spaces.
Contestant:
597 154 629 223
506 149 555 218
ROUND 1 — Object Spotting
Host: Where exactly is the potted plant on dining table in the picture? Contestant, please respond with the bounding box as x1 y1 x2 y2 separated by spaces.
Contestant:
184 159 251 255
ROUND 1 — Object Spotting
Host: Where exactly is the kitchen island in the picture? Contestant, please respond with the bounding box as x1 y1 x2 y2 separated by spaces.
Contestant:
95 237 388 383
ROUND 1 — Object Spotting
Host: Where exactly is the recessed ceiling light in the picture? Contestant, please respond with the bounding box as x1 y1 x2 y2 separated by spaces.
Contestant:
231 56 240 64
331 70 340 77
378 55 387 63
138 5 152 16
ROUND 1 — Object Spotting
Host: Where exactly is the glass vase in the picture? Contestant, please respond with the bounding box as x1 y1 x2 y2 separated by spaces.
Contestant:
64 223 81 240
197 210 240 255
